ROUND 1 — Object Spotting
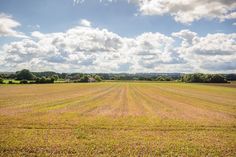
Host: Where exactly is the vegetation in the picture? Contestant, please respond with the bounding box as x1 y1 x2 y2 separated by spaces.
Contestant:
156 76 172 81
20 79 28 84
78 75 90 82
71 74 102 83
1 70 235 83
181 73 228 83
94 75 102 82
0 82 235 156
52 75 59 81
16 69 35 80
35 77 54 84
0 78 3 84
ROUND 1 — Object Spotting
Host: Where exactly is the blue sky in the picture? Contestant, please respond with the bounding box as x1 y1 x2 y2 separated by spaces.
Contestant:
0 0 236 73
1 0 235 38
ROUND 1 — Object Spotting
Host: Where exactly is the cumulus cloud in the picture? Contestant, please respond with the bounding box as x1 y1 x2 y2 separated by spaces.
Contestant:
1 26 125 72
80 19 91 27
0 13 27 38
130 0 236 24
1 25 236 73
72 0 236 24
173 29 236 72
172 29 198 47
131 32 184 70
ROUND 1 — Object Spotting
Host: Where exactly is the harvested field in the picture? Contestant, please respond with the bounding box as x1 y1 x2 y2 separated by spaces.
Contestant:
0 82 236 156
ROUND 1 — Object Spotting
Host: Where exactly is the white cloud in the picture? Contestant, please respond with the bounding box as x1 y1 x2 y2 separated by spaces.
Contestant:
131 0 236 24
80 19 91 27
31 31 45 39
130 32 184 71
72 0 236 24
1 25 236 73
0 13 27 38
174 30 236 72
1 26 126 72
172 29 198 47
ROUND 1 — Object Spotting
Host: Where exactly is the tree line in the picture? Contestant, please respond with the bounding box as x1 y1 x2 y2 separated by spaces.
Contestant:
0 69 102 84
0 69 235 84
180 73 228 83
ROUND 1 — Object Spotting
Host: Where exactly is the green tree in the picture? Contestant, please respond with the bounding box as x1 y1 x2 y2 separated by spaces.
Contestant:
16 69 35 80
52 75 59 81
94 75 102 82
0 78 3 84
181 73 227 83
79 75 89 82
156 76 172 81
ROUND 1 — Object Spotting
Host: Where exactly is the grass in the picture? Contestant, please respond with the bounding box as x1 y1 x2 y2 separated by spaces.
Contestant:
2 79 66 84
2 79 20 84
0 82 235 156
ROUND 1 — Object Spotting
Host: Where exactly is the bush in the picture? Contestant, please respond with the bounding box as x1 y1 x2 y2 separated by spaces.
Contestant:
94 75 102 82
0 78 3 84
52 75 59 81
35 77 54 84
79 75 89 82
20 80 28 84
16 69 35 80
156 76 172 81
181 73 227 83
73 80 80 83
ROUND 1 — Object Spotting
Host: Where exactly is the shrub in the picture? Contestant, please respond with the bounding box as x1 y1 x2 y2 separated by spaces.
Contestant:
181 73 227 83
52 75 59 81
35 77 54 84
16 69 35 80
73 80 80 83
156 76 172 81
20 80 28 84
0 78 3 84
79 75 89 82
94 75 102 82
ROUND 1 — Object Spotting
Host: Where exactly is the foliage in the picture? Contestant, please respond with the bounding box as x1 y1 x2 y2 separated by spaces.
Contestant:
0 78 3 84
225 74 236 81
32 71 58 78
79 75 90 82
52 75 59 81
16 69 35 80
156 76 172 81
1 69 235 83
69 73 82 80
181 73 227 83
35 77 54 84
20 80 28 84
94 75 102 82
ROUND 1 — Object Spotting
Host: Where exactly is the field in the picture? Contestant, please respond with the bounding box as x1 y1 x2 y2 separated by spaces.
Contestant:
0 82 236 156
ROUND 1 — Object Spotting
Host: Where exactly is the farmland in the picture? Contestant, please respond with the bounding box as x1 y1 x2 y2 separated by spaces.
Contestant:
0 82 236 156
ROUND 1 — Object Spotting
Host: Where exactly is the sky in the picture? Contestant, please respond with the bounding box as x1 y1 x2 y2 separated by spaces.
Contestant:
0 0 236 73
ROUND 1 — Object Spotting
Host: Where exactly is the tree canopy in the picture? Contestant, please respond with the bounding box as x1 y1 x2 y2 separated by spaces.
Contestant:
16 69 35 80
181 73 227 83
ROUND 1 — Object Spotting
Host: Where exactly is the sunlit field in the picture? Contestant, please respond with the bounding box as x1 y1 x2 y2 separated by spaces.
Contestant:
0 82 236 156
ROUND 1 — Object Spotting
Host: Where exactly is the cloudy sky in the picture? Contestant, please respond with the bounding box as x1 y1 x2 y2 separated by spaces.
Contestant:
0 0 236 73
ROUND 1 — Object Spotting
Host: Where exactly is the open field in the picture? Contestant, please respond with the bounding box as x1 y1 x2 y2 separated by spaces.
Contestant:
0 82 236 156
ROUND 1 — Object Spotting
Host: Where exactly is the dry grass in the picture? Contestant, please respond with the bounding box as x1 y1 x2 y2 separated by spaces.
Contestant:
0 82 236 156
